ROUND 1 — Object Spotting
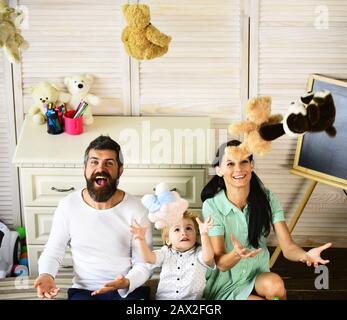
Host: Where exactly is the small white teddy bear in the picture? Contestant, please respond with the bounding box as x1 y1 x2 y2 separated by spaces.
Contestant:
64 74 101 125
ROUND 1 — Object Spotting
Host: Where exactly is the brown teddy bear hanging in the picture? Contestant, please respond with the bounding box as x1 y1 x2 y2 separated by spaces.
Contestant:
121 4 171 60
228 91 336 157
228 96 283 156
0 0 29 63
259 90 336 141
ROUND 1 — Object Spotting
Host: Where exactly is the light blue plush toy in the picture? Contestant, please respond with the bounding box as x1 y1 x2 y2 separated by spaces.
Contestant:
141 182 176 213
141 182 189 229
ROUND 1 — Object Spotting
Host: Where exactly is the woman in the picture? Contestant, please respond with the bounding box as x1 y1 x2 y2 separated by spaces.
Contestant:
201 140 331 300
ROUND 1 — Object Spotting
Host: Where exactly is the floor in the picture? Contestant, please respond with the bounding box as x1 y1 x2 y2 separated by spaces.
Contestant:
270 247 347 300
0 248 346 300
0 268 71 300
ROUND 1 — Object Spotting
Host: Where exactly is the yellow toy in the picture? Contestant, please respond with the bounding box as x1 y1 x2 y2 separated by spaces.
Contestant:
228 96 283 156
224 144 252 162
0 0 13 16
29 82 71 125
0 0 28 63
121 4 171 60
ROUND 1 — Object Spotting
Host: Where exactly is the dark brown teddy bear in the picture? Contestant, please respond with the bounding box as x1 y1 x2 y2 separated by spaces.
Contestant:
259 90 336 141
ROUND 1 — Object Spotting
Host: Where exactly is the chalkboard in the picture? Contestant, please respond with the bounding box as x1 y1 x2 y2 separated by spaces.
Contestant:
292 74 347 190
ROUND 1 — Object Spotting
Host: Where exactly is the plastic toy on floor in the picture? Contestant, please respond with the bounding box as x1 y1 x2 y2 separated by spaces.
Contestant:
12 264 28 277
11 226 29 276
0 221 20 278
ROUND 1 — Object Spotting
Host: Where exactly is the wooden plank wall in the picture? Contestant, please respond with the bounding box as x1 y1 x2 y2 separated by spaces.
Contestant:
7 0 347 245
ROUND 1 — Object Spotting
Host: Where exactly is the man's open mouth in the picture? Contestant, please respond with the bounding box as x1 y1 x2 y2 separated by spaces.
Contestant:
94 175 108 186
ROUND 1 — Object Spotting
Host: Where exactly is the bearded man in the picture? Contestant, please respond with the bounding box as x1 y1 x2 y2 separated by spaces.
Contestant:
34 135 152 300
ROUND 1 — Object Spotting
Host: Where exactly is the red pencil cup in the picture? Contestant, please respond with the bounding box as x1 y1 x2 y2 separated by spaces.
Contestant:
64 110 83 135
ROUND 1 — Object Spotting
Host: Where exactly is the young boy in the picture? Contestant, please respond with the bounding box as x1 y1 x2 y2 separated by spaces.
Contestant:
130 212 215 300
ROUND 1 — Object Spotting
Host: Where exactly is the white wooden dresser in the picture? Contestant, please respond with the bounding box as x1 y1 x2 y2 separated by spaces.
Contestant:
13 116 211 276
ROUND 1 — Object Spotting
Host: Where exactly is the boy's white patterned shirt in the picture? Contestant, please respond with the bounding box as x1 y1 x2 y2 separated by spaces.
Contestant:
153 245 215 300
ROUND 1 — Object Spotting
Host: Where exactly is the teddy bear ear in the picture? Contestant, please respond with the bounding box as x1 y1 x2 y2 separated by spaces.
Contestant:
301 91 314 105
51 83 59 91
263 96 272 104
122 4 129 14
139 4 150 15
63 77 71 86
85 74 94 82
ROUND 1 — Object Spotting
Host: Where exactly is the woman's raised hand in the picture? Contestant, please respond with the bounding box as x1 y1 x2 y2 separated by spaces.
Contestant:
300 242 332 267
230 234 262 258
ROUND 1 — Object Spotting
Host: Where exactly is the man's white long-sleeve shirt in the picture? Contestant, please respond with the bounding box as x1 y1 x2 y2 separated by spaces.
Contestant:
38 190 152 297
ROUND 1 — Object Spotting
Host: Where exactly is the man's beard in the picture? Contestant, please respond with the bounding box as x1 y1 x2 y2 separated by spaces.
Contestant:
85 171 120 203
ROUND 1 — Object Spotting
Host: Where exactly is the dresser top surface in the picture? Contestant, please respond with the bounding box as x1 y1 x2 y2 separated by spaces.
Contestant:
13 116 212 166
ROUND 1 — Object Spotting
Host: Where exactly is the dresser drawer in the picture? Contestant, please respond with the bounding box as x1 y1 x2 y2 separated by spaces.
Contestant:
25 207 56 244
28 245 72 276
120 168 205 208
21 167 205 207
21 168 85 206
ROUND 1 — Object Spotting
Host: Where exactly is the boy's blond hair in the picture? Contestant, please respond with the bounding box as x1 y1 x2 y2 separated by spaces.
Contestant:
161 211 201 247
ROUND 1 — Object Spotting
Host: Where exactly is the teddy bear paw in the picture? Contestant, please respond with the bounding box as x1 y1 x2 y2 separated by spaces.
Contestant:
31 113 46 125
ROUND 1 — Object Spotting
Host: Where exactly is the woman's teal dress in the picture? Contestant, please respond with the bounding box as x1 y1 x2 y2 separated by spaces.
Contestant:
202 189 285 300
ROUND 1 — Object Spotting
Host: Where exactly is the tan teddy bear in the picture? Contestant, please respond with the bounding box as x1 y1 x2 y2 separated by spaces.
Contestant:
228 96 283 156
0 0 28 63
0 0 13 16
121 4 171 60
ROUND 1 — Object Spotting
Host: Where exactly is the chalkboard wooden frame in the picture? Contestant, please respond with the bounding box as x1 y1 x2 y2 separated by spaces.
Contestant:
291 74 347 190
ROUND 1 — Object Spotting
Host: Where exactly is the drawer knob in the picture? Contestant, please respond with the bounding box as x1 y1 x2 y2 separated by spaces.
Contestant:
51 187 75 192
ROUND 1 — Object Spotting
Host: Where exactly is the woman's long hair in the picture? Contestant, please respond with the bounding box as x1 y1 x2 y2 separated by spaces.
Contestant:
201 140 272 248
